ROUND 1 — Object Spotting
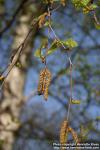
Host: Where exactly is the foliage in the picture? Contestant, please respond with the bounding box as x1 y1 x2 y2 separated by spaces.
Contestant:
72 0 98 14
95 23 100 30
34 38 78 58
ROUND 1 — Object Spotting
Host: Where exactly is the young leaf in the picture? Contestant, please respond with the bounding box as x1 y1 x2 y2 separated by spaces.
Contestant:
90 4 98 10
81 0 90 6
72 0 92 10
63 38 78 48
47 40 58 55
34 38 48 58
41 38 48 49
71 99 81 104
34 48 41 58
44 21 49 27
83 4 98 14
95 23 100 30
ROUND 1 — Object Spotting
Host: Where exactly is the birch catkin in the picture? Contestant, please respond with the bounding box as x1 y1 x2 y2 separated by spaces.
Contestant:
44 68 51 100
60 120 68 144
38 69 45 95
68 127 80 144
59 120 80 150
38 68 51 100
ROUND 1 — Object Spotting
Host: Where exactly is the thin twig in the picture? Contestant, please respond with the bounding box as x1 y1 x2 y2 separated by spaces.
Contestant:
0 45 23 91
24 90 38 102
51 5 61 12
93 11 100 25
48 24 73 64
47 6 74 123
66 62 73 122
0 22 38 91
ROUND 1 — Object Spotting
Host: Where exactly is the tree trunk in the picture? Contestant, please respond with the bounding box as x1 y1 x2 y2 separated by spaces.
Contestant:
0 3 45 150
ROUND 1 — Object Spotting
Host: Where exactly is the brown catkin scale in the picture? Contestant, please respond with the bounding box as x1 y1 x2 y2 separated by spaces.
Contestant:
60 120 68 146
38 68 51 100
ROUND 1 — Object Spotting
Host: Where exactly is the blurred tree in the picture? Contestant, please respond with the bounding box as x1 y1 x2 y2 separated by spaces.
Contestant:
0 0 46 149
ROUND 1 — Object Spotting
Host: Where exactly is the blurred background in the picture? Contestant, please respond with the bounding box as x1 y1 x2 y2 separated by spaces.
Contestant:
0 0 100 150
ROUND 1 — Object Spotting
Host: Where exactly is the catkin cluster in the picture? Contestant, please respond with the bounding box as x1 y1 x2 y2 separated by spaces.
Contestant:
38 68 51 100
60 120 80 150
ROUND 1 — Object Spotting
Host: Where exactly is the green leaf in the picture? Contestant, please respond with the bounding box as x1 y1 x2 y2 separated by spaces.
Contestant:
72 0 90 9
72 0 90 6
63 38 78 48
72 0 82 9
83 4 98 14
71 99 81 104
47 40 58 55
90 4 98 10
95 23 100 30
40 38 48 49
34 48 41 58
81 0 90 6
44 21 49 27
34 38 48 58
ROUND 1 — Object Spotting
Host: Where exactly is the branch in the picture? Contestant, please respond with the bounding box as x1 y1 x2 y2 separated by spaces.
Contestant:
23 90 38 102
0 28 34 91
93 12 100 25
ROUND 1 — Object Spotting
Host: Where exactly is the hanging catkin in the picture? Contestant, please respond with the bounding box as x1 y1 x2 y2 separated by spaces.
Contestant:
44 68 51 100
68 127 80 144
59 120 80 150
38 69 45 95
60 120 68 145
38 68 51 100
